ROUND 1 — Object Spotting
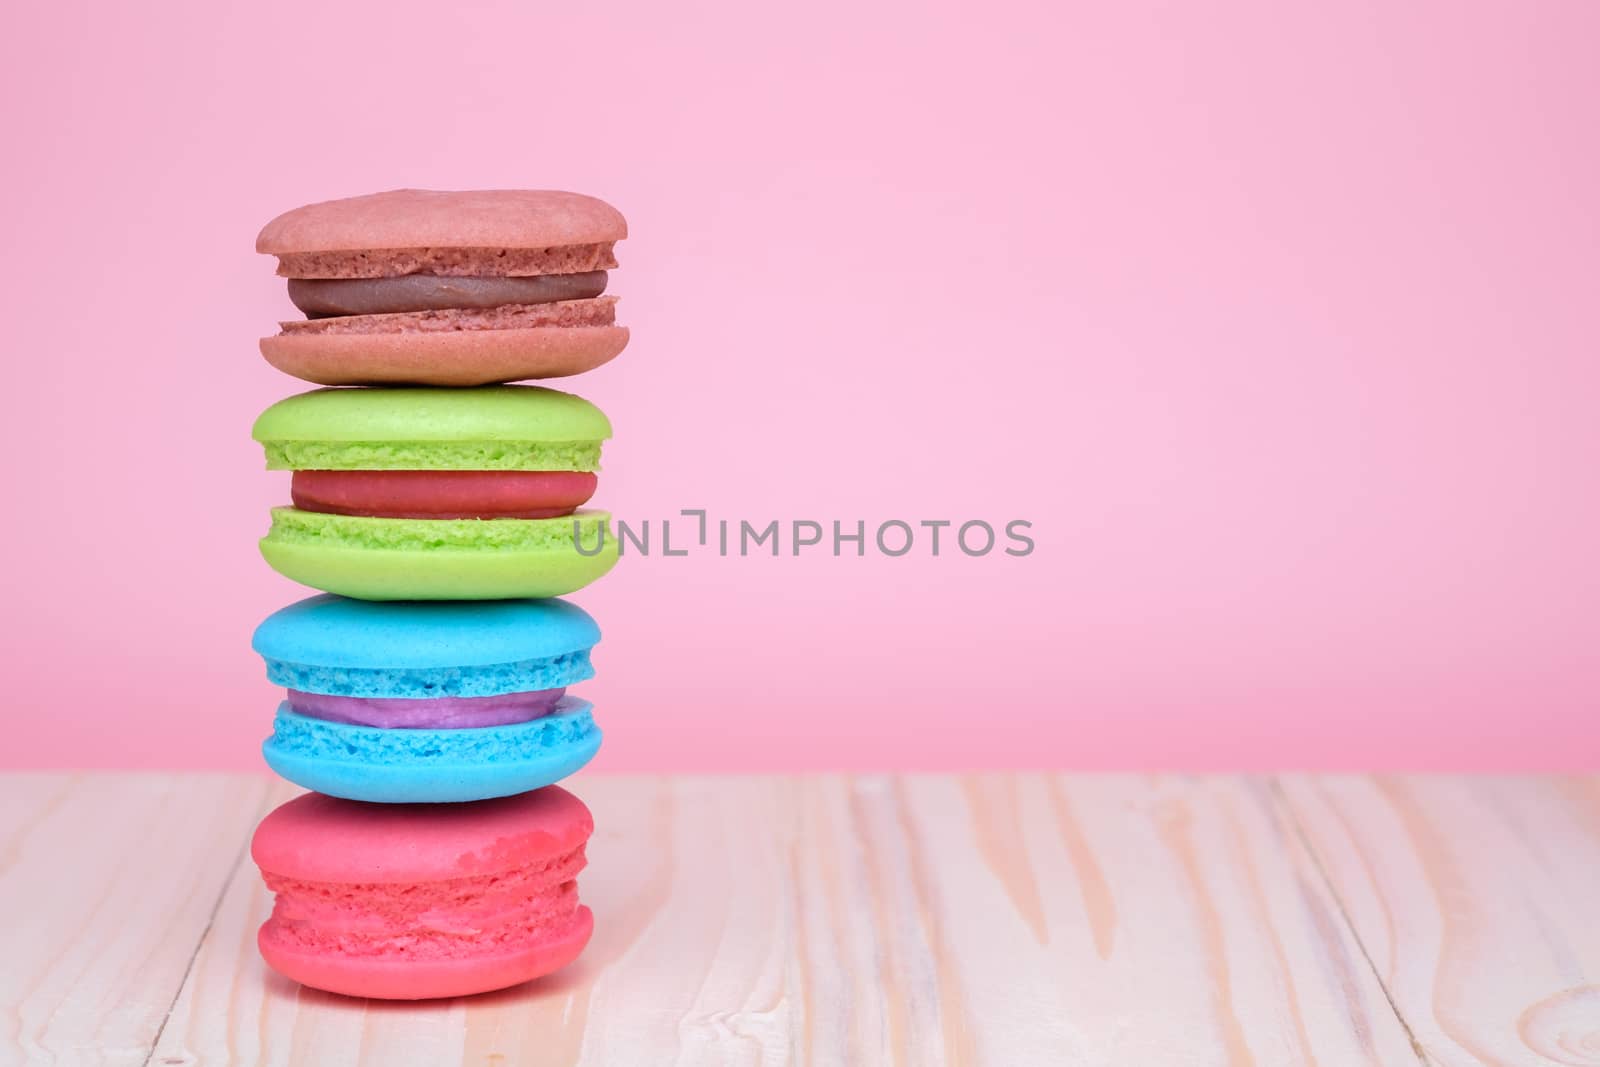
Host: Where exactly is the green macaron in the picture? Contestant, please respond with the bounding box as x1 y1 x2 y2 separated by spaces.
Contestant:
253 386 618 600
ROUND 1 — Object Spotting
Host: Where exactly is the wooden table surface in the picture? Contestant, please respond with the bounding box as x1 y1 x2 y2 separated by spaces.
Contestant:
3 774 1597 1066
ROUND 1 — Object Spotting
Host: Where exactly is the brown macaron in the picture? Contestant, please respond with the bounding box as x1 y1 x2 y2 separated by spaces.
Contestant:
257 189 629 386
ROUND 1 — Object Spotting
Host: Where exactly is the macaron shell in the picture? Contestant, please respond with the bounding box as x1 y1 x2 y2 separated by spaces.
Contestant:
261 324 629 386
260 510 620 600
253 385 612 449
253 595 600 671
252 785 593 883
256 189 627 255
262 700 603 804
258 904 593 1000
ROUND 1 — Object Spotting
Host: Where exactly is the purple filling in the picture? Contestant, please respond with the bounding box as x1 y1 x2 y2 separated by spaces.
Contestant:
285 688 567 729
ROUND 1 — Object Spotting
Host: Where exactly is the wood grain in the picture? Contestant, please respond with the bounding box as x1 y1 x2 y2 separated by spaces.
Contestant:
8 774 1597 1065
1280 775 1600 1067
0 773 272 1067
898 775 1418 1066
144 774 1421 1065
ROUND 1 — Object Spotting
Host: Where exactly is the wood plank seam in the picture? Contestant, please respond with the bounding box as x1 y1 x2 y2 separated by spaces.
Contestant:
137 784 276 1067
1267 777 1433 1067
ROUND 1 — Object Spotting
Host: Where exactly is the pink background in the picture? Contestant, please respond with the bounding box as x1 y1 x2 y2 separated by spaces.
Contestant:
4 0 1596 770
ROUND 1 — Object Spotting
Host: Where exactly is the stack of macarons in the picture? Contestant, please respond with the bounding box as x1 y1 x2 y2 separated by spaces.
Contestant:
246 190 627 1000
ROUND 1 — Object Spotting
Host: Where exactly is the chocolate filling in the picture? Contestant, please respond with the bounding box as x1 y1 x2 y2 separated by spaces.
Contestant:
289 272 608 319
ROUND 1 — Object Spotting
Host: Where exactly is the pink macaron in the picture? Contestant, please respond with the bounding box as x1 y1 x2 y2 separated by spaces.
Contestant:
251 786 595 1000
256 189 629 386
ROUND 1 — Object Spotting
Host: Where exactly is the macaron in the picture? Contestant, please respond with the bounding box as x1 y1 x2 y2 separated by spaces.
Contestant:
252 385 619 600
252 594 602 803
252 786 595 999
257 189 629 386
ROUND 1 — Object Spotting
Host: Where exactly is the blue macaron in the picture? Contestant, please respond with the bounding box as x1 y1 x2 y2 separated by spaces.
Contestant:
252 595 602 803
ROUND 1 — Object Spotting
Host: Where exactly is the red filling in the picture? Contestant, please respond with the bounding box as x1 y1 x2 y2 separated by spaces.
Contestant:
291 470 598 520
